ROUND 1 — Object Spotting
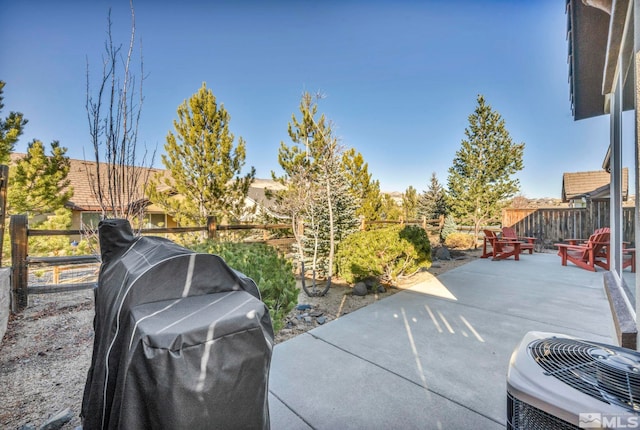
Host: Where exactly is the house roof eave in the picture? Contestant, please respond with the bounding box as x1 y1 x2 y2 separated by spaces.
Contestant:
567 0 610 120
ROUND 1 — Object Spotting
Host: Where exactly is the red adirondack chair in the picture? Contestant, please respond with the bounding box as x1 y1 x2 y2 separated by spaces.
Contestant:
501 227 535 254
556 227 634 272
481 230 500 258
482 229 522 261
555 230 610 272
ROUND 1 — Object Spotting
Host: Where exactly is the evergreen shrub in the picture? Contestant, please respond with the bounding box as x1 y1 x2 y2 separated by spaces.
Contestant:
440 214 457 241
444 232 475 250
192 241 298 332
335 225 431 284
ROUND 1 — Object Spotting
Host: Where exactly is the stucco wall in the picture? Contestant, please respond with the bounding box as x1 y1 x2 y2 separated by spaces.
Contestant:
0 267 10 345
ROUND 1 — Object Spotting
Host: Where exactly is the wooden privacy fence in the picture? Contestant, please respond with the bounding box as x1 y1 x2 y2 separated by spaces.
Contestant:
502 204 635 247
9 215 292 312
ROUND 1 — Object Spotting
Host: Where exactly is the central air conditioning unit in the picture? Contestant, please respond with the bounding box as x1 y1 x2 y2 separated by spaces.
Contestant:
507 331 640 430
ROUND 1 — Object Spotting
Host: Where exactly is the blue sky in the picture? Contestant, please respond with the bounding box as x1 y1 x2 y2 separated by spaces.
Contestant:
0 0 632 198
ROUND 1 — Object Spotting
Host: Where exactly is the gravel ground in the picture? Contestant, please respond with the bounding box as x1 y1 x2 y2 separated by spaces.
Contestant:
0 290 94 429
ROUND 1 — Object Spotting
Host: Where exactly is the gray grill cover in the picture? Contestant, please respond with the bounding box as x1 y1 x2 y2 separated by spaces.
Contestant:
81 219 274 429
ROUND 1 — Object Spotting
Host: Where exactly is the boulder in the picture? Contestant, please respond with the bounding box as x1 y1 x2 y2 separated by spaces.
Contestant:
363 277 378 290
352 282 368 296
435 246 451 260
40 408 73 430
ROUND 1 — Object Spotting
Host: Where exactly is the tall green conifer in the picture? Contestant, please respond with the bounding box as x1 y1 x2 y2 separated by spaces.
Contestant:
149 83 255 226
274 92 358 295
0 81 28 163
418 172 448 221
447 95 524 240
8 140 72 217
402 185 418 220
342 148 383 222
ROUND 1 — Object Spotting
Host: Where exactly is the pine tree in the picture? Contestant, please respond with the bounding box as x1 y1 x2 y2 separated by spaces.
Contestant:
148 83 255 226
8 140 72 217
28 208 76 257
274 92 358 295
0 81 28 163
362 179 383 221
312 165 359 277
440 214 458 241
447 95 524 240
380 193 402 221
342 148 383 221
402 185 418 220
418 172 448 221
272 93 321 284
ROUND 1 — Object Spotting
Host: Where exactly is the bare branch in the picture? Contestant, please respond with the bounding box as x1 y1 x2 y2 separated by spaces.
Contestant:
85 3 155 228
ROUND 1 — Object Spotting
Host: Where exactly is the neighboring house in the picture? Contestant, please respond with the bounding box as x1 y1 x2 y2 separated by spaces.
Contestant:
561 168 628 207
244 179 287 220
62 158 172 230
10 154 283 229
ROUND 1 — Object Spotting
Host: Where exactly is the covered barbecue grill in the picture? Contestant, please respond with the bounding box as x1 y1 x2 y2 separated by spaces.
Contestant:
81 219 274 429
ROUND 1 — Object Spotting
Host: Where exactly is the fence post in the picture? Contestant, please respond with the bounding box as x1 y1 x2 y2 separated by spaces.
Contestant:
207 216 217 240
360 216 366 231
0 165 8 265
585 197 594 238
10 214 28 312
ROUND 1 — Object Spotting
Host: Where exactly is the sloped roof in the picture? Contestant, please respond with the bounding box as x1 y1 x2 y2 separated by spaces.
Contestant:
246 179 286 213
561 168 628 201
10 154 281 213
66 158 170 211
10 153 170 211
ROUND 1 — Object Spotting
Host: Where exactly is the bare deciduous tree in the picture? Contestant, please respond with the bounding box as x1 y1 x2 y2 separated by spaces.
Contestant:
85 1 155 227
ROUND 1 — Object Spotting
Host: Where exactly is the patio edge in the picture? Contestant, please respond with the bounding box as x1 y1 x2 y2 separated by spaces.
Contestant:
603 271 637 350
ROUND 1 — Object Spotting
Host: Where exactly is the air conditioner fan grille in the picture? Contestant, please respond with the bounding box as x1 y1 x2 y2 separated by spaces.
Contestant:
529 338 640 412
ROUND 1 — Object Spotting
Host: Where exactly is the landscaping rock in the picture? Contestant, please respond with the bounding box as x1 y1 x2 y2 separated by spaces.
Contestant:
40 408 73 430
352 282 368 296
377 285 386 294
435 246 451 260
316 316 327 325
363 277 378 290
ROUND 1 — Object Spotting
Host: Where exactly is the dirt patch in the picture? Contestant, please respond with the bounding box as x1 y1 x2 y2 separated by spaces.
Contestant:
0 247 480 429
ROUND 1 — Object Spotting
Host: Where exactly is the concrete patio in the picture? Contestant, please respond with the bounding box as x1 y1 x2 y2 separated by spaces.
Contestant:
268 251 634 429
